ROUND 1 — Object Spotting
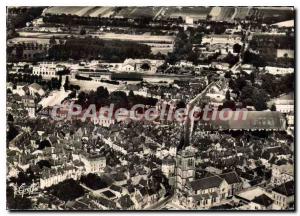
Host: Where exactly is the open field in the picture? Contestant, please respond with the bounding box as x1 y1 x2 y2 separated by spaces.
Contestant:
43 6 294 24
163 6 212 20
44 6 115 17
233 7 250 20
44 6 212 20
249 7 294 24
115 7 164 18
210 7 236 21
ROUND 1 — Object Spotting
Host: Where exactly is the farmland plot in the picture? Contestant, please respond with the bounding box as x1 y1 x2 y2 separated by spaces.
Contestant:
114 7 164 18
164 6 212 20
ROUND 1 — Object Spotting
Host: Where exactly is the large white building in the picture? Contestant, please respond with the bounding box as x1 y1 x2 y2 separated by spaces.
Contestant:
264 66 294 75
272 181 294 210
119 59 165 74
39 166 81 189
33 62 65 77
80 153 106 173
202 34 242 45
270 92 294 113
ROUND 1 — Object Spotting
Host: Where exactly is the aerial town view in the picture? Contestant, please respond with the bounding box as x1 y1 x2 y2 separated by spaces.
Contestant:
6 6 295 210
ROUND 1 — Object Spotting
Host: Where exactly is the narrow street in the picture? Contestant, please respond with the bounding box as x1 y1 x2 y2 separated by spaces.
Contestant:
144 194 174 210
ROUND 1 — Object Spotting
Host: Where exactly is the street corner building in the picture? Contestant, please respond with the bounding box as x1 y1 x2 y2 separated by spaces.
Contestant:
6 6 295 211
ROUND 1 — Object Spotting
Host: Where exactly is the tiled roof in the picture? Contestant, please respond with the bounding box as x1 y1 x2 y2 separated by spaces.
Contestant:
219 171 242 184
118 194 134 209
190 175 223 191
272 180 294 197
252 194 274 207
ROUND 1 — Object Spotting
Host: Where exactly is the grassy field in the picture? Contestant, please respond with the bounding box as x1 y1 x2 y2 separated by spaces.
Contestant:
233 7 250 20
164 6 212 20
210 7 236 21
44 6 115 17
43 6 294 24
249 7 294 24
115 7 164 18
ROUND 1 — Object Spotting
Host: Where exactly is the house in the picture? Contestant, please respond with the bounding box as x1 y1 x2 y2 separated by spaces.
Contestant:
161 156 175 177
24 102 36 118
13 84 27 96
79 153 106 173
249 194 274 210
276 49 294 59
27 83 45 96
118 194 135 210
210 62 230 70
272 180 294 209
92 194 118 210
269 92 294 113
39 166 81 189
111 172 127 186
138 187 149 207
109 184 124 198
271 164 294 186
235 186 273 210
187 175 229 209
176 60 193 67
286 112 294 126
219 171 243 197
205 166 222 175
120 58 164 73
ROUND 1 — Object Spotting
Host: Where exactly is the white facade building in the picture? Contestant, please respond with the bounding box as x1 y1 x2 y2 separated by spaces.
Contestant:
33 62 65 77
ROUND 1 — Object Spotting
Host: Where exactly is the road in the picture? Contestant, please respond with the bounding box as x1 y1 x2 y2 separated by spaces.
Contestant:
230 26 252 73
182 80 221 146
153 7 165 20
144 194 174 210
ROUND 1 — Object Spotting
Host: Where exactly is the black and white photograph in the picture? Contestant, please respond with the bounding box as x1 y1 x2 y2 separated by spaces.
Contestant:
5 4 296 211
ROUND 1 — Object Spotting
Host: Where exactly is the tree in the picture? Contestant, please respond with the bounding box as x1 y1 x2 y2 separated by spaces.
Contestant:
176 100 186 109
7 187 32 210
252 88 269 111
140 63 150 71
63 76 69 91
77 91 87 106
80 173 108 190
187 51 199 65
225 90 231 101
7 113 14 122
7 88 12 94
7 125 19 142
80 28 86 35
49 36 57 46
233 43 242 54
36 160 52 169
223 52 239 66
58 74 62 89
38 139 51 150
270 104 276 111
222 100 236 110
191 32 203 44
213 25 226 34
224 71 232 79
128 90 135 98
50 179 85 202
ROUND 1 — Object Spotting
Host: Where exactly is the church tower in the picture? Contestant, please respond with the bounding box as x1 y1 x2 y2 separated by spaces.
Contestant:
176 146 196 192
